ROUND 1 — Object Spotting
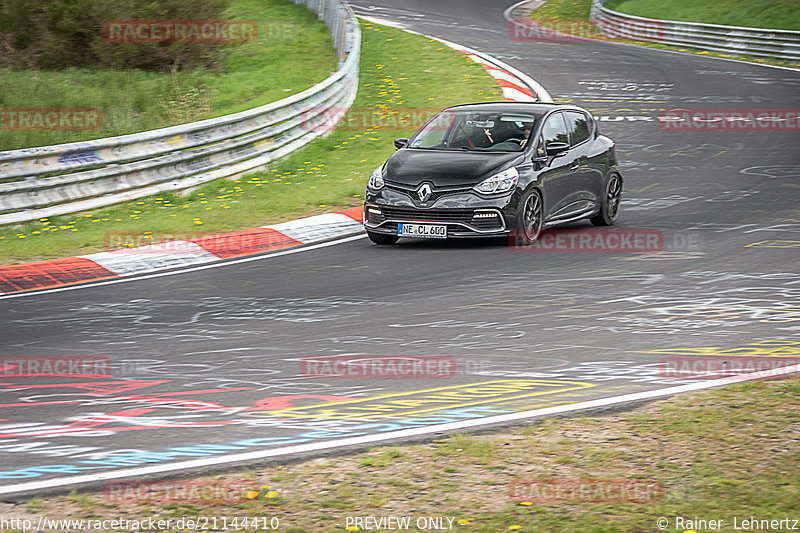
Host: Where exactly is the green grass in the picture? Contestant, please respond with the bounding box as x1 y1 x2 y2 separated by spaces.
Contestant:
606 0 800 30
360 447 405 467
528 0 592 21
529 0 797 68
434 433 497 458
0 0 337 150
7 377 797 532
0 20 501 264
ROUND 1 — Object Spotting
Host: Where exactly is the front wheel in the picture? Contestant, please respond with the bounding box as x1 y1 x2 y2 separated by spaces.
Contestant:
590 174 622 226
367 230 399 245
514 189 543 246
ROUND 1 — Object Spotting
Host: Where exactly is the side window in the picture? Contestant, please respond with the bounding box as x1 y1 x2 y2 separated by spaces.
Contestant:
537 112 569 157
565 111 592 146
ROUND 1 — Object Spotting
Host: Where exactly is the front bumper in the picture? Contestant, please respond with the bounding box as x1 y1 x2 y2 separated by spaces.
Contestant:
364 185 519 237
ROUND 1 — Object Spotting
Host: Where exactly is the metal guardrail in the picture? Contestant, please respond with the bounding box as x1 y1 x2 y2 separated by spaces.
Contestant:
591 0 800 63
0 0 361 225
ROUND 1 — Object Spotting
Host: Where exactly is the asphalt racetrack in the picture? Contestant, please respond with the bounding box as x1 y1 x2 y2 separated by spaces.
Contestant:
1 0 799 496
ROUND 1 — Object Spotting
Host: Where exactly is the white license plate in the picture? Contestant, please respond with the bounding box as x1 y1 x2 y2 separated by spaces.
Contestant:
398 223 447 239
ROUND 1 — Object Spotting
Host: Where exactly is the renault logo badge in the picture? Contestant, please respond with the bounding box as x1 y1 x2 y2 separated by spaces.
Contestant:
417 183 432 202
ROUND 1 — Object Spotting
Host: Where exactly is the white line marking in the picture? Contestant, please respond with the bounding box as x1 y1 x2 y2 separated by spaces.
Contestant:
266 213 364 243
479 66 531 86
0 234 366 301
501 87 538 102
82 241 220 276
1 363 796 496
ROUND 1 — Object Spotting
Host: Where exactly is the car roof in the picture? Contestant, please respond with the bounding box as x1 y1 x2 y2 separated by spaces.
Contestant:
443 101 584 115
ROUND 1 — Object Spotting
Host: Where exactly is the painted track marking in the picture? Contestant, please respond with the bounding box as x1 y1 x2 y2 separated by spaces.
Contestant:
0 364 796 497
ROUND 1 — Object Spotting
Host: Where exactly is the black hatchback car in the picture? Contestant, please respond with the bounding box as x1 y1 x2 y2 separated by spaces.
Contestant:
363 102 622 245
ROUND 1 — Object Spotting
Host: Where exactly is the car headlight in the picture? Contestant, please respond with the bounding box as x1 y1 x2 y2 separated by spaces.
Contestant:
367 165 385 190
474 167 519 194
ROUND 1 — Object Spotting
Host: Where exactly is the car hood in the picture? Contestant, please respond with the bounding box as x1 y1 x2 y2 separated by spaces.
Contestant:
384 149 523 188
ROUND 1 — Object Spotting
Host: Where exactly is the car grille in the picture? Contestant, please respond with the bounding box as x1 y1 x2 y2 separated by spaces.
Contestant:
370 207 504 231
385 183 473 203
366 208 384 225
470 215 504 230
381 207 474 223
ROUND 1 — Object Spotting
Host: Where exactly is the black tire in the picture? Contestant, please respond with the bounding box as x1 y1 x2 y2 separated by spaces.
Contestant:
590 174 622 226
367 230 399 245
514 189 543 246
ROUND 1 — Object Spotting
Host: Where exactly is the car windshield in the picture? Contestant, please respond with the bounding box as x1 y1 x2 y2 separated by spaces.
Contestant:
409 110 539 152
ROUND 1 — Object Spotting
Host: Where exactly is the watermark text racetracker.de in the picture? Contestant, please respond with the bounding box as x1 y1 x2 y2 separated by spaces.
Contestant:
660 356 800 380
104 231 279 255
301 355 456 379
103 20 258 43
0 515 280 532
511 228 703 253
1 108 102 131
301 106 443 132
104 479 260 505
509 478 664 504
509 18 663 43
511 228 663 253
660 108 800 132
1 355 111 378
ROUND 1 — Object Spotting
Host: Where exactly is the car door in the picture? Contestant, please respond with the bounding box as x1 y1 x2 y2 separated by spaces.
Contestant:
535 111 576 221
564 110 602 210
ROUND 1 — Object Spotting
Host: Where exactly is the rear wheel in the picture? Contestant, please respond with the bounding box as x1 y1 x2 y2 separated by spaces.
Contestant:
514 189 543 246
367 230 399 245
590 174 622 226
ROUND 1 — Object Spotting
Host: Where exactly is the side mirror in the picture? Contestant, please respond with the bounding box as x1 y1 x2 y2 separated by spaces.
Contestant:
394 138 409 150
546 142 569 157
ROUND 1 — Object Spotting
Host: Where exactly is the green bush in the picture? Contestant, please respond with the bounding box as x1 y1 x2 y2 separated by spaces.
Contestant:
0 0 232 71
